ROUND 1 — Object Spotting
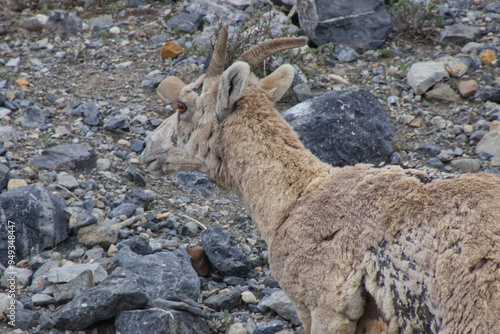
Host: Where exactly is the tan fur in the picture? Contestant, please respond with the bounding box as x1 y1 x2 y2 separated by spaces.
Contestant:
142 35 500 334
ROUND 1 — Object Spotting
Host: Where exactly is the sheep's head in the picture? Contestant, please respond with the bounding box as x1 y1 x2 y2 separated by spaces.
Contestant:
142 25 307 177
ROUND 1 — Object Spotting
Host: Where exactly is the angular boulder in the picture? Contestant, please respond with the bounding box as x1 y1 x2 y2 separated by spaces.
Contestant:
440 23 481 46
48 10 82 35
407 61 449 95
0 186 68 266
53 268 149 330
202 225 251 278
175 171 214 197
30 144 97 171
296 0 393 49
282 90 394 167
115 309 210 334
114 246 200 301
475 131 500 158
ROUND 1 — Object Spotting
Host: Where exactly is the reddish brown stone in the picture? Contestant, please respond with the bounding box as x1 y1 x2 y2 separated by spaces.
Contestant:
187 246 210 277
479 49 496 66
161 42 184 61
490 120 500 132
15 78 29 87
458 79 479 98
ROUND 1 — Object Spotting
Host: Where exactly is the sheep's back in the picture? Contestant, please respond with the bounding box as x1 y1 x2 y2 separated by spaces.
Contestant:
270 165 500 333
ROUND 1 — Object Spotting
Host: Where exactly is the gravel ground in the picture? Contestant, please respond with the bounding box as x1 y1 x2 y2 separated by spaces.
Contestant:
0 0 499 333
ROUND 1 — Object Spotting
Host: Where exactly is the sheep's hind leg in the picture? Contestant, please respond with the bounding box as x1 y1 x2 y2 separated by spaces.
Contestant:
310 308 356 334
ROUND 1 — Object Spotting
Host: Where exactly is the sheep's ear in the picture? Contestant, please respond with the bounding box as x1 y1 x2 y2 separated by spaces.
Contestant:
217 62 250 122
258 64 295 103
157 76 186 103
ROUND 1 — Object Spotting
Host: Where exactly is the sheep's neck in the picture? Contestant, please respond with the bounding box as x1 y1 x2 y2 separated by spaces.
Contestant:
213 96 333 245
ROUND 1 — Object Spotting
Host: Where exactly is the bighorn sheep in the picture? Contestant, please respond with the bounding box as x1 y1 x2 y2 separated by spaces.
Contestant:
142 25 500 333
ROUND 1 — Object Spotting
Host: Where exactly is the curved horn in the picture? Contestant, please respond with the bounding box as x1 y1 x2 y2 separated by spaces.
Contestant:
205 24 228 78
238 37 308 71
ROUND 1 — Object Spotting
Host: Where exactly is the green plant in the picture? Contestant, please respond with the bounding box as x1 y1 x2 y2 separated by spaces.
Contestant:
381 49 391 58
222 309 230 326
398 62 409 74
210 178 226 188
210 9 310 77
0 72 15 83
258 234 265 252
52 239 64 252
184 44 210 59
98 30 114 40
42 134 56 148
74 42 84 61
325 42 336 55
388 0 440 40
107 1 121 14
212 319 221 329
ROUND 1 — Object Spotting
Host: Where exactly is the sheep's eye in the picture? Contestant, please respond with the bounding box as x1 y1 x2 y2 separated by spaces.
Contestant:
177 103 187 113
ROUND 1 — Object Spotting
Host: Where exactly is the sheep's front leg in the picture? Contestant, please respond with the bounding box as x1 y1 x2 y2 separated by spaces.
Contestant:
294 302 312 334
310 308 356 334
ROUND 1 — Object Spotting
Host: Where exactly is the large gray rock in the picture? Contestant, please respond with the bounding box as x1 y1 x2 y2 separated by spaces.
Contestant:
1 266 33 288
407 61 449 95
258 290 299 323
202 225 251 278
296 0 393 49
475 131 500 158
0 164 10 191
0 126 19 143
204 288 241 311
150 298 204 316
254 320 285 334
30 261 59 293
115 309 210 334
176 171 214 197
74 101 99 117
0 186 68 266
484 1 500 13
30 144 97 171
103 115 130 132
450 158 482 172
47 10 82 35
124 189 156 210
167 12 204 33
18 106 45 128
47 263 107 284
53 268 149 330
87 15 113 29
445 0 471 10
76 221 118 248
282 90 394 167
476 86 500 104
185 0 249 24
65 207 97 232
51 269 95 303
441 23 481 46
114 246 200 301
16 309 39 330
109 203 137 219
117 237 153 255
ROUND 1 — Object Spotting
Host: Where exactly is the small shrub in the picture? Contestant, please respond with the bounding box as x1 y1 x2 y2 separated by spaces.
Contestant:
388 0 440 40
210 8 309 76
381 49 392 58
42 134 57 148
398 62 409 74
